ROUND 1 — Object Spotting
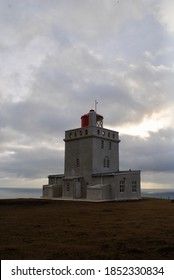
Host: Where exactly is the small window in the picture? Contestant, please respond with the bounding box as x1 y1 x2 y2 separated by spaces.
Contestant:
67 183 70 192
132 181 137 192
109 141 112 150
101 140 104 149
97 129 100 135
76 158 80 167
85 129 88 135
74 131 77 137
80 130 83 136
69 133 72 138
120 180 125 192
108 132 110 137
102 131 105 136
104 156 110 168
49 177 55 185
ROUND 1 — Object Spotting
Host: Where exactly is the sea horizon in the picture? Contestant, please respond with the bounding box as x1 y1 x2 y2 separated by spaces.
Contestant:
0 186 174 200
0 187 42 199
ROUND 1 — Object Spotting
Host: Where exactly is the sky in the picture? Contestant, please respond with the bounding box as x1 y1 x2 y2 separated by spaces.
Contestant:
0 0 174 190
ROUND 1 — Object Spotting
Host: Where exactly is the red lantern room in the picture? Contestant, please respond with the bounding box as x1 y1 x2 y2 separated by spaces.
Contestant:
81 109 103 128
81 113 89 127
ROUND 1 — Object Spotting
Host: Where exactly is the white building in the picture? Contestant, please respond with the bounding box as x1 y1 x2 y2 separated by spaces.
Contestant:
42 109 141 201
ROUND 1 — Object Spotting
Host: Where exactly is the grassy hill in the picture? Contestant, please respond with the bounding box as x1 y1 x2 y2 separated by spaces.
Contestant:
0 198 174 259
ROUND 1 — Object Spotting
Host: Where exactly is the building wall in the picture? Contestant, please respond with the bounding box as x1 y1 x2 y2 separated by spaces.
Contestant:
63 177 86 199
64 137 93 181
92 170 141 200
87 186 103 200
43 170 141 200
114 171 141 200
92 137 119 174
43 185 62 198
64 126 120 183
48 175 64 185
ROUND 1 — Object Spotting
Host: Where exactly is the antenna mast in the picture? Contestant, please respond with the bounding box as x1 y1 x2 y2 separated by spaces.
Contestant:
95 100 98 112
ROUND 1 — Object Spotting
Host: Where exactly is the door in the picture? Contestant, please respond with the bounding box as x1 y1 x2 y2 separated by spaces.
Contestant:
75 182 81 198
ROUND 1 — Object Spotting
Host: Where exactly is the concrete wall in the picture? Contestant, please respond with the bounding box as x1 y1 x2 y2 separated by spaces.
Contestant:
63 177 86 199
43 185 62 198
87 186 103 200
87 184 112 201
91 171 141 200
101 184 112 200
52 185 62 197
114 171 141 200
64 126 120 182
64 137 93 181
48 175 64 185
92 137 119 174
43 170 141 201
43 185 52 197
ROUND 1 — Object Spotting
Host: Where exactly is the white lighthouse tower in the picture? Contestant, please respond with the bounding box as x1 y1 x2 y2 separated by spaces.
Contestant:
64 109 120 180
43 109 141 201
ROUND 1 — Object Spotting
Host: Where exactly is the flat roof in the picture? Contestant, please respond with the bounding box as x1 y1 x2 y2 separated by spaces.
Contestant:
92 170 141 177
48 174 64 178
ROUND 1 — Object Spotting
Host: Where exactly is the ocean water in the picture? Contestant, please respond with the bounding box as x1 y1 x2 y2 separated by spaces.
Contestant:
0 187 42 199
141 189 174 199
0 187 174 200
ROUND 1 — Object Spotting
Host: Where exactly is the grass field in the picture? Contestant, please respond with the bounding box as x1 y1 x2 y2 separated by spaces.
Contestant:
0 198 174 259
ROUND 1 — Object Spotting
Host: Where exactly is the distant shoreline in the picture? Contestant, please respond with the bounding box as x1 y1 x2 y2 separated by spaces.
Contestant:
0 187 174 200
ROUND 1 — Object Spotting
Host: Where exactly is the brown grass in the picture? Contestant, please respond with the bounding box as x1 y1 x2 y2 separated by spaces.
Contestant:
0 198 174 260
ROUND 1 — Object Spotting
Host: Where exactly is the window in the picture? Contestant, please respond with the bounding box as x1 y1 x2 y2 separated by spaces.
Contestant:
97 129 100 135
85 129 88 135
119 180 125 192
76 158 80 167
49 177 55 185
108 132 110 137
66 183 70 192
101 140 104 149
132 181 137 192
96 119 103 127
104 156 110 168
113 133 115 139
109 141 112 150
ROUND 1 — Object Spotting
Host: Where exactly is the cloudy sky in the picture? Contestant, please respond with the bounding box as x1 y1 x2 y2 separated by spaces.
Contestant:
0 0 174 190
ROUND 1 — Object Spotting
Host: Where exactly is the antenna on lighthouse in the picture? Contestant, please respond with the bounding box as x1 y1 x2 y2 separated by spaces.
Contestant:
95 99 98 112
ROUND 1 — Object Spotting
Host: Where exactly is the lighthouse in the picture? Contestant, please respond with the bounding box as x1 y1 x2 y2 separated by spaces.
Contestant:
42 109 141 201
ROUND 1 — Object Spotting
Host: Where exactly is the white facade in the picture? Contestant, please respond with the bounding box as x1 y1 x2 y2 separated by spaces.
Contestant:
42 109 141 201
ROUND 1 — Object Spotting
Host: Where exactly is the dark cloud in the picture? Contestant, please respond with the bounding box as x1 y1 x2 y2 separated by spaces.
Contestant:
120 128 174 173
0 146 64 179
